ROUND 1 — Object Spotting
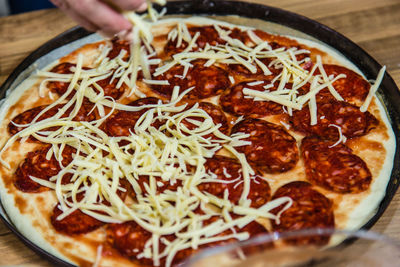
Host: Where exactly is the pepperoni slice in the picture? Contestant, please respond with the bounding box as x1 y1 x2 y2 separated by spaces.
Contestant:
317 64 370 103
229 55 312 80
47 63 78 97
51 204 104 235
152 60 229 100
164 25 227 56
197 102 229 135
194 217 272 256
271 181 334 245
8 102 96 136
107 38 130 60
228 60 311 88
228 27 315 78
253 29 309 59
228 28 253 46
164 25 256 57
52 179 130 235
231 118 299 173
239 221 274 254
182 102 230 138
290 99 379 140
226 28 306 77
14 145 75 193
136 175 182 195
107 221 150 259
94 76 127 100
199 155 271 208
107 221 159 266
201 216 269 246
102 97 160 137
48 63 126 100
253 29 311 61
220 80 284 117
107 221 197 266
114 178 134 202
301 137 372 193
106 38 158 80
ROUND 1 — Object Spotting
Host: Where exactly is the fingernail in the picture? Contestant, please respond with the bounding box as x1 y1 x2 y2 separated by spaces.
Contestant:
116 29 128 39
116 29 133 42
125 31 134 42
137 2 148 12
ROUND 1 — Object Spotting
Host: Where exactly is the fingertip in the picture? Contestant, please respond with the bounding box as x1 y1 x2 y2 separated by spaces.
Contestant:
136 1 148 12
107 18 132 36
125 31 134 42
115 29 134 42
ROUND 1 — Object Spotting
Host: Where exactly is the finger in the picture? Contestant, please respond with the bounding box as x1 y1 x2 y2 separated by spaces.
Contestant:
103 0 147 11
115 29 134 41
67 0 133 36
136 1 148 12
50 0 99 32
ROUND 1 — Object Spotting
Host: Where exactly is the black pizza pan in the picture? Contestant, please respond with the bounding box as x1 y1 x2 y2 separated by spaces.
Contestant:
0 1 399 266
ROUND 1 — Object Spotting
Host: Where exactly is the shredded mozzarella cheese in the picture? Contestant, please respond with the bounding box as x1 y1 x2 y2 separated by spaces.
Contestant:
328 124 347 148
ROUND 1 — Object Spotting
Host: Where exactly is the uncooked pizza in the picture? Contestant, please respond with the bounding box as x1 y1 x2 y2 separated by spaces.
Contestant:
0 4 395 267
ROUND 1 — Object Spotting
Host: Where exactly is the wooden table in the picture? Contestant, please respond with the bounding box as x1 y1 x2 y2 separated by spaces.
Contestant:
0 0 399 266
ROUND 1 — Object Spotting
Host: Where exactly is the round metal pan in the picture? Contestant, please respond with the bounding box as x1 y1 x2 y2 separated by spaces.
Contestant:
0 1 399 266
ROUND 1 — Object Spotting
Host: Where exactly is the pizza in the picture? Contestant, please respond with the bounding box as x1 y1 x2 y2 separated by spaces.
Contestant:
0 5 395 267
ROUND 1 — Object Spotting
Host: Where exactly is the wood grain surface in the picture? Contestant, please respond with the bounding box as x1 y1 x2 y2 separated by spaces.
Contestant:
0 0 399 266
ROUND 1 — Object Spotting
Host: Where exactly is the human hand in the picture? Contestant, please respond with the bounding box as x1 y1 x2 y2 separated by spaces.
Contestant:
50 0 148 39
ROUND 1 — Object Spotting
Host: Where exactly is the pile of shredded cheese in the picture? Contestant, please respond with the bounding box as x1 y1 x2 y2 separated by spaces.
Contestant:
1 53 293 266
0 3 387 266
